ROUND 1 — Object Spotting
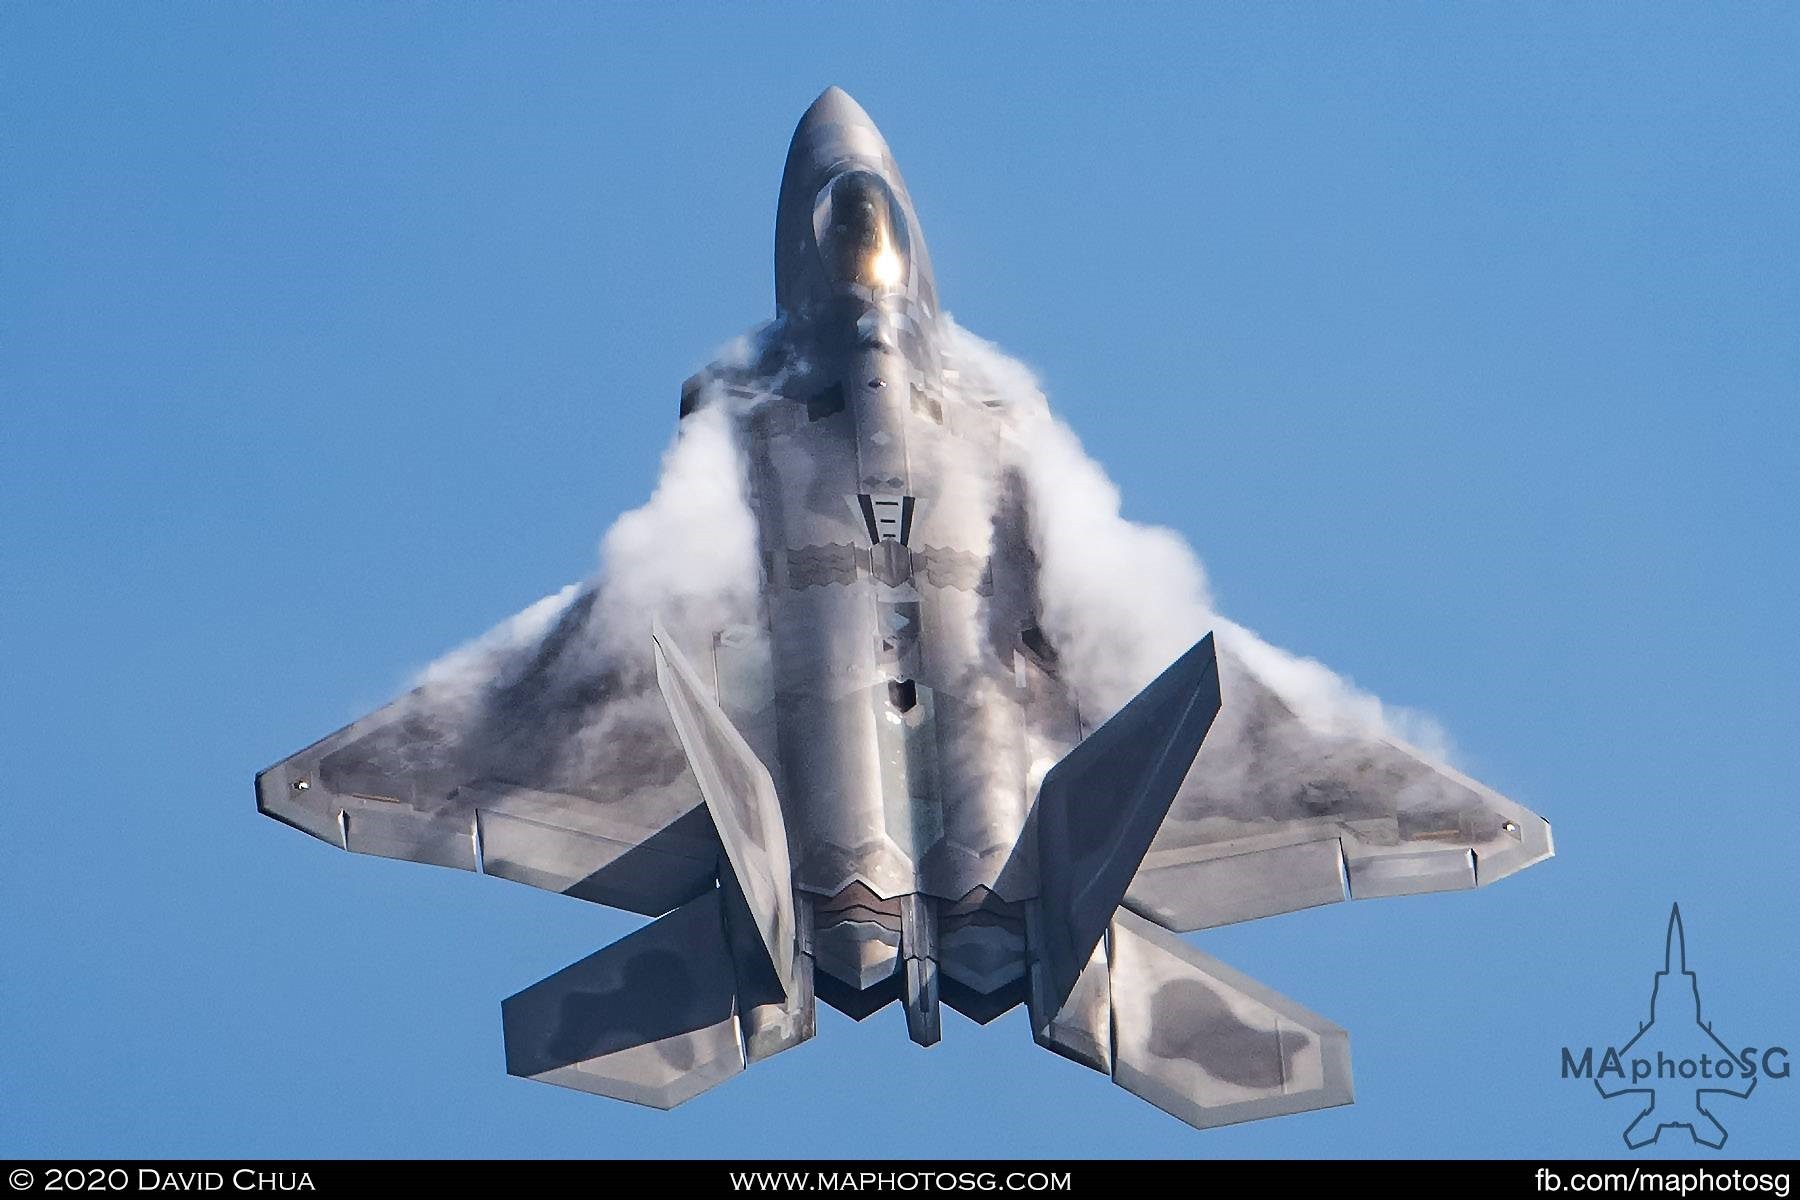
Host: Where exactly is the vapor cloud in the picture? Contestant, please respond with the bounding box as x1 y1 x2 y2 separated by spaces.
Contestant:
587 397 762 663
408 316 1450 780
941 318 1453 763
411 365 765 716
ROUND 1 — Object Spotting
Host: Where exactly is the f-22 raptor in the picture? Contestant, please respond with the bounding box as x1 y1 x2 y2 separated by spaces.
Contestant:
257 88 1553 1131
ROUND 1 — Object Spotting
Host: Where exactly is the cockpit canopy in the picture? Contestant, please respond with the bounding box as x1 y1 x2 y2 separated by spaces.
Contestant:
812 169 911 290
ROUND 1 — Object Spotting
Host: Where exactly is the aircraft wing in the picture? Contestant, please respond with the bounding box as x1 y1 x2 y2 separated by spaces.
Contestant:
256 588 722 917
1126 645 1552 932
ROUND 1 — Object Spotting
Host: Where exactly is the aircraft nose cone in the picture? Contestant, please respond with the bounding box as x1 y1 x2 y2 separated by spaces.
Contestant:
799 86 877 136
781 86 896 201
789 87 889 168
776 87 925 316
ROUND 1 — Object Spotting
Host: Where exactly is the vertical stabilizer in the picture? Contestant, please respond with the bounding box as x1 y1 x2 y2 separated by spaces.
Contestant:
1029 634 1221 1023
652 619 797 999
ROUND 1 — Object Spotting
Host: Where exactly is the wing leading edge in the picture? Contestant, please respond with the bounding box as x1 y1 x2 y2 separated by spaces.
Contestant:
1125 645 1553 934
256 587 722 917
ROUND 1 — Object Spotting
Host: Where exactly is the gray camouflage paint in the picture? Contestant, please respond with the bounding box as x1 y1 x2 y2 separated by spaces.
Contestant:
256 88 1552 1132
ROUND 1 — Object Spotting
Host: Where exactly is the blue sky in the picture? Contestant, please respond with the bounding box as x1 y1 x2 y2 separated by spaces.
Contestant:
3 3 1796 1159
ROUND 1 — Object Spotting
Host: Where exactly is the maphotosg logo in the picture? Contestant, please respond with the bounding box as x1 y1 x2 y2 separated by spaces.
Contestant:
1559 904 1790 1149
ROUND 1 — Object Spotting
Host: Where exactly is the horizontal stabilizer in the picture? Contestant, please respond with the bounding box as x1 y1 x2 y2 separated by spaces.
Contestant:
1108 907 1353 1130
501 889 744 1109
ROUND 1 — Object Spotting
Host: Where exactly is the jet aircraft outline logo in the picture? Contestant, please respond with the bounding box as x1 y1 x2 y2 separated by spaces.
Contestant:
1560 904 1791 1150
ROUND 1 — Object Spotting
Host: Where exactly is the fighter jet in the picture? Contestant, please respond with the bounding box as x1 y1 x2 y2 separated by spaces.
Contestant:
257 87 1553 1131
